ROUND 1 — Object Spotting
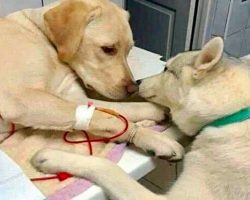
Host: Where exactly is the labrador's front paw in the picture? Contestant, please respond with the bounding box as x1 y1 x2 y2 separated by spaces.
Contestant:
148 135 184 161
134 129 184 161
31 148 70 174
150 134 184 161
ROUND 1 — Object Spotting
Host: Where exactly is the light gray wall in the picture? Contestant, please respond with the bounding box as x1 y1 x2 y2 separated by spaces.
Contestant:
0 0 41 16
112 0 124 7
43 0 57 5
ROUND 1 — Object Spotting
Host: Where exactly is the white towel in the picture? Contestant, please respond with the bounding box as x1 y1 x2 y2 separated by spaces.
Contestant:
0 150 45 200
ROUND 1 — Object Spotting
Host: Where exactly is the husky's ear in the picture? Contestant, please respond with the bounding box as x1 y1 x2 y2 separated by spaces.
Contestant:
193 37 224 79
44 0 101 62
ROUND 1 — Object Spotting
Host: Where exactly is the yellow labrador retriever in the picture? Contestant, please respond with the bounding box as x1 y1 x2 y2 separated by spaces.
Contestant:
33 37 250 200
0 0 183 159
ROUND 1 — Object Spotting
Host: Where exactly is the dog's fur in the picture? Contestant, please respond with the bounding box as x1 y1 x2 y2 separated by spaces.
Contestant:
0 0 185 158
33 37 250 200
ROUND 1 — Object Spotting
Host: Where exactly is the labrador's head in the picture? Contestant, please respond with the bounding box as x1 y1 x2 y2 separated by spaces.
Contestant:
139 37 250 134
44 0 135 99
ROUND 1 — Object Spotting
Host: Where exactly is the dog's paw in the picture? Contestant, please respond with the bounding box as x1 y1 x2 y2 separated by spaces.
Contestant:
135 130 184 161
149 135 184 161
158 140 184 161
31 148 68 174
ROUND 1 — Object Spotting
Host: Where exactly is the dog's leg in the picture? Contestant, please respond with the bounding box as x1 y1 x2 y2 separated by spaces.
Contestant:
162 126 185 141
88 119 184 161
88 99 166 122
0 89 130 133
1 88 183 159
54 79 166 123
33 150 213 200
130 126 184 160
163 152 214 200
162 126 193 147
32 148 165 200
0 89 77 130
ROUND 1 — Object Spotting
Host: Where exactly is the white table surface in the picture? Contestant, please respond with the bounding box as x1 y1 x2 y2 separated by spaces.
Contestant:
72 146 156 200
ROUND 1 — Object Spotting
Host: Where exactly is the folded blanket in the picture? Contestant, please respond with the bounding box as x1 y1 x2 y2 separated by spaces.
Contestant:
0 120 126 199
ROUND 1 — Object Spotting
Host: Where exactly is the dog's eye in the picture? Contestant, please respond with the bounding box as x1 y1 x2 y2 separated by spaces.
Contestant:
101 46 117 56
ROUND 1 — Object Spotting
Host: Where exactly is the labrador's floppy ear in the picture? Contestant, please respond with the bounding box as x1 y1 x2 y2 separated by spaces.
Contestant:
193 37 224 79
44 0 101 62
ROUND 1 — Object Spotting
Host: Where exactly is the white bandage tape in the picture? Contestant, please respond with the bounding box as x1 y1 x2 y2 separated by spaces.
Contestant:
74 105 95 130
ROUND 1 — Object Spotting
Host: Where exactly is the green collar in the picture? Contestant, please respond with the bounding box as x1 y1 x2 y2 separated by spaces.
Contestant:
204 107 250 129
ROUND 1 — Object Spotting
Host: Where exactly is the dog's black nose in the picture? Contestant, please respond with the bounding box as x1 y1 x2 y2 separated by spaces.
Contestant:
136 80 142 85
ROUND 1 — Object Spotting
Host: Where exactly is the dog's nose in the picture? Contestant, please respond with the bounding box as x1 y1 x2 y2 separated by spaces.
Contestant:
126 83 139 94
136 80 142 86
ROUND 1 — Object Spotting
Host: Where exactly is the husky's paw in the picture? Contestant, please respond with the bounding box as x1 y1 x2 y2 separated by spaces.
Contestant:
31 148 70 174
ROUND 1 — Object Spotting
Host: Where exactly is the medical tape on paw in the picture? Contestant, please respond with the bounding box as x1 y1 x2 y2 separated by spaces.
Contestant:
74 105 95 130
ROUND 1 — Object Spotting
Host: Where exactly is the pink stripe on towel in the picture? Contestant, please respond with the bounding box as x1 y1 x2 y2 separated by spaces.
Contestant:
106 143 126 162
47 143 126 200
47 179 92 200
